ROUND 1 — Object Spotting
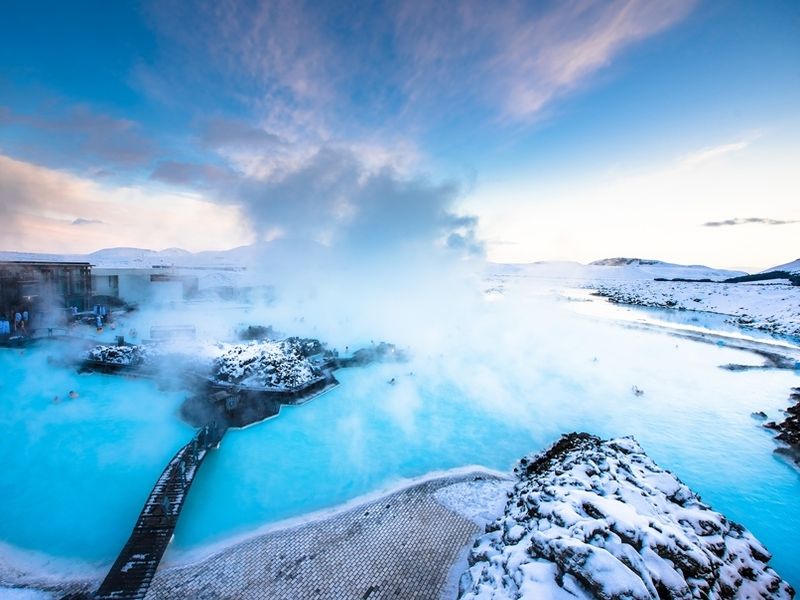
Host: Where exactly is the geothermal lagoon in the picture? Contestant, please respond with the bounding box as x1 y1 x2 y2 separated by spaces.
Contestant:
1 283 799 591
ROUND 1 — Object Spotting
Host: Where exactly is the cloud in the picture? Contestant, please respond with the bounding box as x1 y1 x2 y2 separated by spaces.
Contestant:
392 0 698 120
0 153 252 253
202 117 286 150
145 0 338 138
702 217 800 227
144 0 697 135
150 160 237 187
0 104 157 167
680 140 751 167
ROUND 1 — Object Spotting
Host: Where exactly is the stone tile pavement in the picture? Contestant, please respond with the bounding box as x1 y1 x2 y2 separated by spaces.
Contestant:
142 474 495 599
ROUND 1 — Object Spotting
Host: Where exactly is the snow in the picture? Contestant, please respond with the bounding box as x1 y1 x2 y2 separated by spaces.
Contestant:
84 344 159 366
211 340 322 390
81 339 325 392
458 433 793 599
434 479 513 527
763 258 800 275
587 257 746 280
488 258 746 282
591 280 800 338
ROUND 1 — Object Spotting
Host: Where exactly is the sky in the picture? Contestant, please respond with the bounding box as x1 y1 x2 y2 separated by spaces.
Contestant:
0 0 798 271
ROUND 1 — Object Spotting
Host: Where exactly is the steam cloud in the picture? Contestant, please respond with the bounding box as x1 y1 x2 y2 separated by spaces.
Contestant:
232 146 482 260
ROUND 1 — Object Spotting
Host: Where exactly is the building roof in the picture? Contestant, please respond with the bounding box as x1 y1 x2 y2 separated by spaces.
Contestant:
0 260 92 267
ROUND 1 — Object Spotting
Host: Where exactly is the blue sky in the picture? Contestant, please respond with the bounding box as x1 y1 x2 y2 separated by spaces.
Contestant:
1 0 798 269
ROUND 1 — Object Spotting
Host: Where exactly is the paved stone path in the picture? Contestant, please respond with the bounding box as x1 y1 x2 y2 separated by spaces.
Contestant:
3 473 497 599
143 475 490 599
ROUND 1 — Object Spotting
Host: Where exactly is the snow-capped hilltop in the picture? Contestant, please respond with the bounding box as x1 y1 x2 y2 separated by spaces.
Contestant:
763 258 800 275
590 257 664 266
459 433 793 600
588 257 746 280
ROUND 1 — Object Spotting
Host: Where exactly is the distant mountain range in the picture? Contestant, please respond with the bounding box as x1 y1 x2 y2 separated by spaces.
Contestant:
489 257 747 281
1 247 797 280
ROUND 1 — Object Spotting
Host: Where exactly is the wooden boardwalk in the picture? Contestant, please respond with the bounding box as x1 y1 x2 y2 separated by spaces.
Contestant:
93 424 226 600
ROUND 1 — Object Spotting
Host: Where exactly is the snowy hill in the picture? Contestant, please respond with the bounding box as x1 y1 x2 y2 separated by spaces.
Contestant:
0 242 335 271
587 257 746 280
487 258 746 281
0 247 246 269
763 258 800 275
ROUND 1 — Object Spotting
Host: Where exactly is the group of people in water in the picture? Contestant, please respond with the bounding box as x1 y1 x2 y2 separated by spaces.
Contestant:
1 304 112 337
53 390 80 404
0 308 30 336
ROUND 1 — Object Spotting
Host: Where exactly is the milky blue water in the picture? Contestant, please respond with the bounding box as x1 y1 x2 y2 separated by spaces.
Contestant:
1 296 799 589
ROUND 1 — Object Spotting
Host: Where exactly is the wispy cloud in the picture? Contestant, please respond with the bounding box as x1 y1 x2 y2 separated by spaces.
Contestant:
201 117 286 150
0 103 157 167
392 0 698 120
150 160 237 187
144 0 697 136
702 217 800 227
680 140 751 167
71 218 104 226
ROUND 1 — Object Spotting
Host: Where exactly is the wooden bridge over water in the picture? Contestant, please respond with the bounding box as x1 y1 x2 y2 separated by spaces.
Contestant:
92 423 226 600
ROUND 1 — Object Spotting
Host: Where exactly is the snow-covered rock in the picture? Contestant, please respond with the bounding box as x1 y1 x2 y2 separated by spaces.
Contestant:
459 433 793 600
84 344 159 366
211 340 322 390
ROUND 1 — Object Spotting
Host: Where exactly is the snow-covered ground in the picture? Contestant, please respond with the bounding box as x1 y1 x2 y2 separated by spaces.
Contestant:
485 257 800 339
458 433 793 599
488 257 746 282
591 280 800 338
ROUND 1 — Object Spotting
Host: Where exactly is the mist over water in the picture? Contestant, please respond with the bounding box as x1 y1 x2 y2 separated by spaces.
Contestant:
1 255 799 589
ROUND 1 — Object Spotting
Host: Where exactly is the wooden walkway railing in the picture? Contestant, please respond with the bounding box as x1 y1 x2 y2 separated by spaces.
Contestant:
93 424 226 600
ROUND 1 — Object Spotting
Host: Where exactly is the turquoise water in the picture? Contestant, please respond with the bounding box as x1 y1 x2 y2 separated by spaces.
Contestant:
1 298 799 589
0 343 194 565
